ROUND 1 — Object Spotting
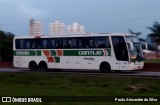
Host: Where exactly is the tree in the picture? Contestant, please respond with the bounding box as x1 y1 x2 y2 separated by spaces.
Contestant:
128 29 146 42
128 29 141 36
0 30 14 61
147 21 160 51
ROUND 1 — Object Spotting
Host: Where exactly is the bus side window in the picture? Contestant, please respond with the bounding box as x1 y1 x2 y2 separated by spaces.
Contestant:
106 36 111 48
77 37 94 48
95 37 104 48
15 39 20 49
78 38 83 48
41 39 48 49
63 38 71 49
31 39 39 49
89 38 94 48
31 40 37 49
71 38 77 48
16 39 25 49
26 39 31 49
36 39 41 49
95 36 110 48
49 39 55 49
83 37 94 48
56 39 62 49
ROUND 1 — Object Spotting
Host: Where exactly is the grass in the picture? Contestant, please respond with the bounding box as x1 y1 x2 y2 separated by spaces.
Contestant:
0 72 160 105
144 60 160 63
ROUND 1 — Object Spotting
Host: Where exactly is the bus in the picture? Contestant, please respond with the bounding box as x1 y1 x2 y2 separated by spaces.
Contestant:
13 33 146 72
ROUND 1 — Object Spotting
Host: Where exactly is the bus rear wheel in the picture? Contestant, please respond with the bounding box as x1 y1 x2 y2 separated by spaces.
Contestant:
39 61 48 71
100 62 111 73
29 61 38 71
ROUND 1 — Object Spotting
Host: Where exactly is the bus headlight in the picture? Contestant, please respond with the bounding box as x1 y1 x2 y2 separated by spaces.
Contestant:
131 56 136 59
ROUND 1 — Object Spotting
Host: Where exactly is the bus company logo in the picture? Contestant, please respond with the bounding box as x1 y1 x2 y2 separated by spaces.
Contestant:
16 51 30 56
78 50 102 56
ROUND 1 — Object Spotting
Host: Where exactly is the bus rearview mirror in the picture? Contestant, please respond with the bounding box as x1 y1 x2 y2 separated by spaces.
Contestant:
127 42 133 50
140 42 148 50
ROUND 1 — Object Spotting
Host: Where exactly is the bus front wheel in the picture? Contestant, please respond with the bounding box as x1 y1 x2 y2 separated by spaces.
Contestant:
100 62 111 73
29 61 38 71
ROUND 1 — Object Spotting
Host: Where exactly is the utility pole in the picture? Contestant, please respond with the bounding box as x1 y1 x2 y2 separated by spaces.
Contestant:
0 27 4 62
0 25 1 62
0 34 5 62
0 36 1 62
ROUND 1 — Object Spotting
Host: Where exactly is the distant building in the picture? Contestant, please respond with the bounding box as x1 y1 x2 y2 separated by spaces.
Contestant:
49 21 65 35
30 19 43 36
67 23 85 34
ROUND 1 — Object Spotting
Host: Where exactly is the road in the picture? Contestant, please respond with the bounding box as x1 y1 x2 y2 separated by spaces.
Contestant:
0 68 160 77
0 68 29 72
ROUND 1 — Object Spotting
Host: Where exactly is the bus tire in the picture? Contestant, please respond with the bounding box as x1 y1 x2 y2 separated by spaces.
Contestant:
39 61 48 71
100 62 111 73
29 61 38 71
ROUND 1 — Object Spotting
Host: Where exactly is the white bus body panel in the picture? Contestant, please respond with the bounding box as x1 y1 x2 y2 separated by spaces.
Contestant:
13 33 144 71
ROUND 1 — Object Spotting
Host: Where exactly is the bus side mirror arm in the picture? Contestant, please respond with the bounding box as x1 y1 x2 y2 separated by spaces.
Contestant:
140 42 148 50
127 42 134 50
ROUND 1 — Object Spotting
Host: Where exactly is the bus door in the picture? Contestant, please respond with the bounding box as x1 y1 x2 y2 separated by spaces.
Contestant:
111 36 129 70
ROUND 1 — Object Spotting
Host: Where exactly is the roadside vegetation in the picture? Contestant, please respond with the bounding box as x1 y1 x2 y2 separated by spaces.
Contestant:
144 60 160 63
0 72 160 105
0 30 14 61
129 21 160 51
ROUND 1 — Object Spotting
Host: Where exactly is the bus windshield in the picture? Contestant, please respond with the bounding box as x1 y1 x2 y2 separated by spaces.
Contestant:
126 36 143 62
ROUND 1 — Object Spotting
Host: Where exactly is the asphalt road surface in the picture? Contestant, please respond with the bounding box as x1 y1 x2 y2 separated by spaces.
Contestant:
0 68 29 72
0 68 160 77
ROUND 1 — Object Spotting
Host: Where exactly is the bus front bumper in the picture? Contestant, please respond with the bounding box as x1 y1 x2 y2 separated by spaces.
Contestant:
128 62 144 70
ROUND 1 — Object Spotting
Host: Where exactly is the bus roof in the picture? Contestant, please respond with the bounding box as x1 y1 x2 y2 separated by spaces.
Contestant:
14 33 137 39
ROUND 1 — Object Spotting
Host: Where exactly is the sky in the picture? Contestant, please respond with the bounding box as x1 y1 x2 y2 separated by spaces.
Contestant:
0 0 160 38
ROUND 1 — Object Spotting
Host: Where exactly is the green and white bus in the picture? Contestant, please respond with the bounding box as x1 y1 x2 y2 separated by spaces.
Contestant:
13 33 145 72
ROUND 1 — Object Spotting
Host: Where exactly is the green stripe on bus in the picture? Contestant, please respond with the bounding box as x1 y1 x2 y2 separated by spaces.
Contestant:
63 49 111 56
13 49 111 56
